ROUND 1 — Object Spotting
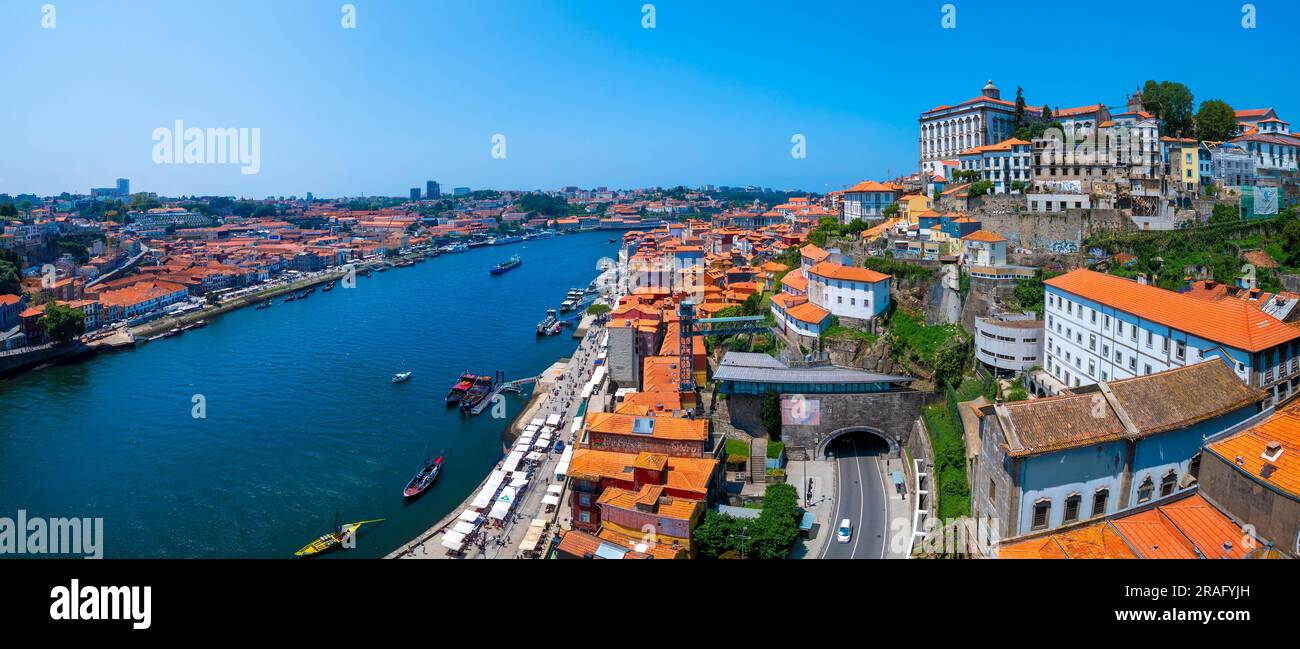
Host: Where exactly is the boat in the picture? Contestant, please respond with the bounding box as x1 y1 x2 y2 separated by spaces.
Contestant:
255 301 272 310
559 298 578 312
160 327 183 339
392 371 413 383
526 230 556 240
536 308 558 335
492 234 524 245
403 453 444 498
490 255 522 275
283 294 296 302
466 239 490 249
441 242 469 253
397 260 415 268
444 371 478 406
293 516 385 558
376 265 388 272
323 281 335 292
459 375 495 411
297 291 310 300
608 238 617 244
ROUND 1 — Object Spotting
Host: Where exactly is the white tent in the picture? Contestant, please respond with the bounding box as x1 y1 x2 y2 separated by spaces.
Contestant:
441 530 466 550
546 484 563 495
541 494 561 507
525 451 544 462
545 413 562 427
530 418 545 428
452 521 477 536
553 462 569 481
457 510 481 523
509 475 529 488
488 502 511 520
471 488 496 510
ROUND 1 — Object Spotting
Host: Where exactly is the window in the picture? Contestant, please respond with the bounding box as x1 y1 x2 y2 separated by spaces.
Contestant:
1144 363 1152 375
988 479 997 503
1146 330 1153 348
1104 314 1110 328
1130 356 1137 372
1089 334 1096 351
578 493 591 506
1063 494 1082 524
1092 489 1109 517
1160 470 1177 497
1175 340 1186 360
1102 344 1109 357
1032 500 1051 530
578 510 591 523
1137 477 1154 503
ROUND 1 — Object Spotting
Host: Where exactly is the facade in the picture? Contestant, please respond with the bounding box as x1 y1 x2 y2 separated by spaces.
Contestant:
426 180 440 198
841 181 901 224
581 411 708 458
804 261 890 321
956 137 1031 194
1212 142 1257 188
1043 269 1300 404
918 80 1034 178
974 311 1044 375
959 230 1007 267
971 359 1266 539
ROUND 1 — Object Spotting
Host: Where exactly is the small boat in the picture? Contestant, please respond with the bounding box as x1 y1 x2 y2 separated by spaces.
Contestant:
376 265 389 272
283 294 296 302
323 282 334 292
392 371 413 383
297 291 310 300
403 453 444 498
493 234 524 245
559 298 578 312
255 301 272 310
397 260 415 268
441 243 469 253
445 371 478 406
536 308 558 335
161 327 183 339
490 255 522 275
459 375 495 411
294 516 385 558
608 238 617 244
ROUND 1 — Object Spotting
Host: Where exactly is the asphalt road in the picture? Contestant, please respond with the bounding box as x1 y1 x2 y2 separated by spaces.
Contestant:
819 435 889 560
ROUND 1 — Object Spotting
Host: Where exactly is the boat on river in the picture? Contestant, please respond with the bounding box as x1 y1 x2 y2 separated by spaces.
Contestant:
392 371 412 383
403 453 443 499
490 255 522 275
293 516 385 558
444 371 478 406
459 375 495 411
536 308 558 334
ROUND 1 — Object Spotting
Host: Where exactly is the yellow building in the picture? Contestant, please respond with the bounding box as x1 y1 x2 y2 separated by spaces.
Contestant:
896 194 932 223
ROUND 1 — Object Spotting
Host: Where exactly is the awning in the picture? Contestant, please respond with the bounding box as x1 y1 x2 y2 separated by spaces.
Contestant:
441 530 466 550
457 510 480 523
509 476 529 488
541 494 560 506
525 451 544 461
546 484 563 495
452 521 477 535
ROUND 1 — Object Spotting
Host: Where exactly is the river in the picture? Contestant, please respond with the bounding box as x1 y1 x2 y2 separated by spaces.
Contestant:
0 231 619 558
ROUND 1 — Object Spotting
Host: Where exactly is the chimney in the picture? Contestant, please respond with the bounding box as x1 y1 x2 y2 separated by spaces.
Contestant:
1263 441 1283 462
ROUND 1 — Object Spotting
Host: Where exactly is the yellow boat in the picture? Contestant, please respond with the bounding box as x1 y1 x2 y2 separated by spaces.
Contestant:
294 518 385 558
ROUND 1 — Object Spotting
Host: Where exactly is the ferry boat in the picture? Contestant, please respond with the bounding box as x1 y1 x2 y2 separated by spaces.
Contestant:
392 371 413 383
444 372 478 406
160 327 183 339
441 242 469 253
525 230 556 240
323 281 335 291
490 255 522 275
559 298 579 312
466 238 490 249
536 309 558 334
491 234 524 245
459 375 495 411
403 453 443 499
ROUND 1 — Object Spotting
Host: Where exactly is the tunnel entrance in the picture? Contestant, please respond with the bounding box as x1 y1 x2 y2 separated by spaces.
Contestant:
818 427 894 460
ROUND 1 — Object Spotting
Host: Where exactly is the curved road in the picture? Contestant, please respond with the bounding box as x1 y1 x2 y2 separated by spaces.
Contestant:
819 435 889 559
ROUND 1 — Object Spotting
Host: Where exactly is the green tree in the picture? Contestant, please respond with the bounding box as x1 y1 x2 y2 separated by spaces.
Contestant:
0 260 20 295
692 511 736 559
1013 86 1026 130
1141 80 1195 137
585 303 611 316
38 302 86 343
747 483 801 559
1195 99 1238 142
1209 203 1240 225
761 390 783 441
0 203 17 219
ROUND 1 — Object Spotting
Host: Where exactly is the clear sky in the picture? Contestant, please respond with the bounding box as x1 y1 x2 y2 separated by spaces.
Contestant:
2 0 1297 198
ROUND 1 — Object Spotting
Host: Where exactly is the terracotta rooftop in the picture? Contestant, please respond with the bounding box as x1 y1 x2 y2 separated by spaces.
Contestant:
1207 398 1300 498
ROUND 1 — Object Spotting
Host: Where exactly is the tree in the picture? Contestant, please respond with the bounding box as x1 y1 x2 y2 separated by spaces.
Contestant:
38 302 86 343
747 483 801 559
1013 86 1026 130
692 511 736 559
1195 99 1238 142
0 203 18 219
1209 203 1240 225
1141 80 1195 138
1040 105 1053 123
0 259 20 295
761 390 783 441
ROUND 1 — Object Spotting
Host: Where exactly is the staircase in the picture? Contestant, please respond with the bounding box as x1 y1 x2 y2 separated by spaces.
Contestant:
749 437 768 484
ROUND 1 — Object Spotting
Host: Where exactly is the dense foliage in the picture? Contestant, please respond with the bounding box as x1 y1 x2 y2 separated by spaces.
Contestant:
693 483 802 559
38 302 86 343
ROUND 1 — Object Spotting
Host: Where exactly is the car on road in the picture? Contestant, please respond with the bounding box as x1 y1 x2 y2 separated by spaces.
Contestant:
837 519 852 543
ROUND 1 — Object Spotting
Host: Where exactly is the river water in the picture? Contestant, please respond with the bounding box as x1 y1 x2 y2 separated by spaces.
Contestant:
0 231 618 558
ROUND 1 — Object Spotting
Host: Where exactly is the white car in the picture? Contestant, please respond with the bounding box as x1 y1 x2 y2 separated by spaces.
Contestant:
836 519 852 543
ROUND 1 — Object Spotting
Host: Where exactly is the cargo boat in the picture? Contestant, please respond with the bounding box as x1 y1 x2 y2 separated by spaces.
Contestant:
490 255 522 275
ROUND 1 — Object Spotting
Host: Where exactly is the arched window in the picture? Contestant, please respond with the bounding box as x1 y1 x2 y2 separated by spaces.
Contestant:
1137 476 1154 504
1092 488 1109 518
1031 498 1051 530
1160 470 1178 498
1063 493 1082 524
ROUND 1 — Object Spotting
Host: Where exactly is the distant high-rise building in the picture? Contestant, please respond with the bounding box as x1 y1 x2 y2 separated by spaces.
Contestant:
453 187 470 196
306 192 314 202
426 180 440 198
410 188 421 201
116 178 130 197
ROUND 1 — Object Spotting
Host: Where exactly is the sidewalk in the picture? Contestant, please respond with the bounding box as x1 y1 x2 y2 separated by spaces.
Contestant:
789 458 836 559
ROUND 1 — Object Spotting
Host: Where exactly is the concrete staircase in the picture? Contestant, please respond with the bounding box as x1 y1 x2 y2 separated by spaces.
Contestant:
749 437 768 484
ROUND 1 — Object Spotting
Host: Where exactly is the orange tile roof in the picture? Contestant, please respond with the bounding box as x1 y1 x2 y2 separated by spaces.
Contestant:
785 301 830 325
799 243 830 263
998 493 1252 559
1046 269 1300 352
1206 399 1300 498
584 411 708 442
807 261 890 284
843 180 903 193
780 268 808 292
961 230 1006 243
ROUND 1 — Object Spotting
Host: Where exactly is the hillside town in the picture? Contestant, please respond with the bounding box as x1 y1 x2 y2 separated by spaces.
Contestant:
3 79 1298 563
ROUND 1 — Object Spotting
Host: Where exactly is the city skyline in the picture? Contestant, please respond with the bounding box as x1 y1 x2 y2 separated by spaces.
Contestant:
3 0 1299 197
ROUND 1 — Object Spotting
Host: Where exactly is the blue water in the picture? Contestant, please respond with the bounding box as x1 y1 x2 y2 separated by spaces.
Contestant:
0 231 618 558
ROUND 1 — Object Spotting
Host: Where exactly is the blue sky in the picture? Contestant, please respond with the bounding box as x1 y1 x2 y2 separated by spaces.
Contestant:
2 0 1297 198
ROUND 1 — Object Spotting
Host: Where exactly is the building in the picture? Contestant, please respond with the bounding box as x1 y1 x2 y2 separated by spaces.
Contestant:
804 261 890 322
580 411 708 458
1200 397 1300 558
567 448 720 537
956 137 1031 194
409 188 421 201
971 359 1266 539
840 181 901 224
959 230 1007 267
919 80 1035 177
1043 269 1300 404
1053 104 1111 141
116 178 130 197
1212 142 1257 189
996 491 1266 559
426 180 440 198
974 311 1043 375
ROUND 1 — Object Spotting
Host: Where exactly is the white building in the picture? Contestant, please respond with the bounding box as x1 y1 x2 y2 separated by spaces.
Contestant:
805 261 891 321
840 181 902 224
956 138 1032 194
918 80 1035 178
1042 269 1300 404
